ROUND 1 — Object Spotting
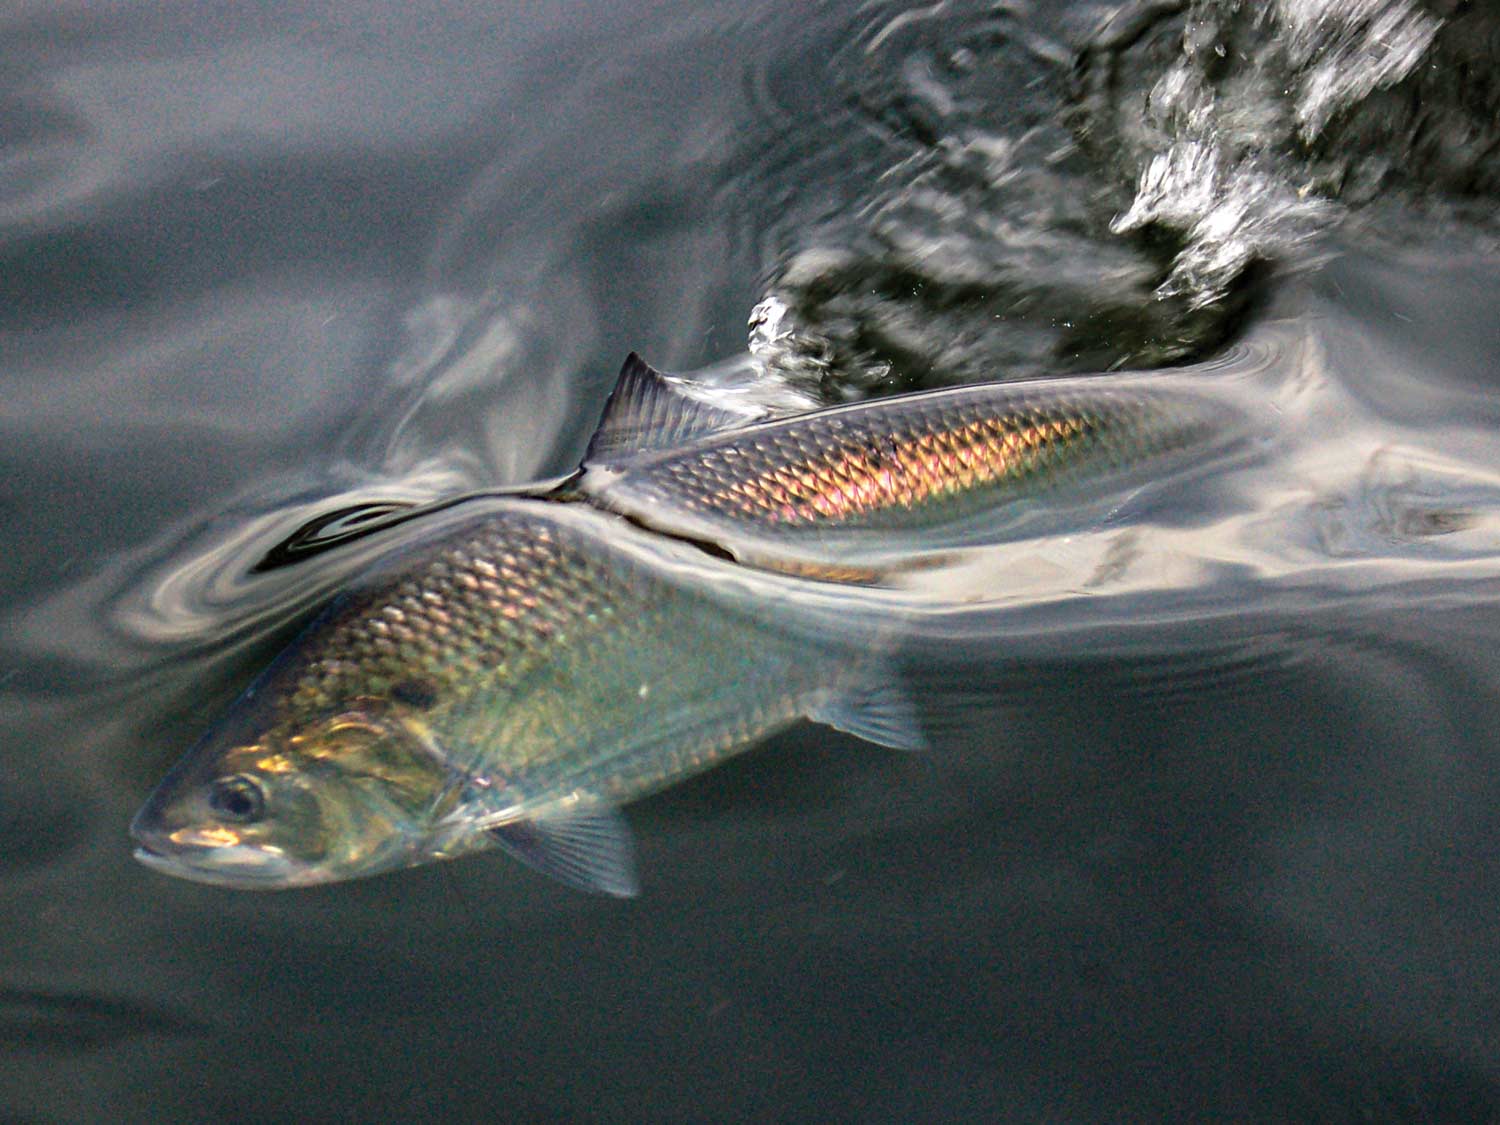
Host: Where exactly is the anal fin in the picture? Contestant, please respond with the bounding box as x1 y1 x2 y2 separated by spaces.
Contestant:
490 806 639 897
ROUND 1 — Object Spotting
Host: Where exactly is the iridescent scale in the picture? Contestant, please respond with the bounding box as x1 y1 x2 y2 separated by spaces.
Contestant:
262 503 841 805
635 385 1221 533
283 512 627 725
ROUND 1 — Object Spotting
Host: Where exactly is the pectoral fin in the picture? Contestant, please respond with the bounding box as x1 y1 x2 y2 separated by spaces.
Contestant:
583 353 756 465
809 667 928 752
489 806 639 897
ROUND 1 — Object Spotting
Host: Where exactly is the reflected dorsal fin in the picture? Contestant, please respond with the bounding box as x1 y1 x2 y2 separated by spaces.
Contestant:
583 353 754 465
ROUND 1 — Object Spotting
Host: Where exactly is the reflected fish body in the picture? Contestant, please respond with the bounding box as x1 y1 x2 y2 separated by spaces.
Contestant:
131 499 917 894
580 355 1254 574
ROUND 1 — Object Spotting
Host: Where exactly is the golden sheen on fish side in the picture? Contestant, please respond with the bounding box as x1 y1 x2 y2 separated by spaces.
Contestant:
131 499 920 895
579 355 1258 576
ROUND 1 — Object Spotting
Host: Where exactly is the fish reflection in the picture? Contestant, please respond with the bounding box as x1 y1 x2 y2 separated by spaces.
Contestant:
132 499 920 895
578 354 1259 575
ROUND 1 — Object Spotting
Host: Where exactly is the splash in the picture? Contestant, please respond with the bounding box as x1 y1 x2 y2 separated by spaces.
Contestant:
1110 141 1333 308
1106 0 1439 306
743 1 1214 394
1275 0 1441 139
747 0 1475 390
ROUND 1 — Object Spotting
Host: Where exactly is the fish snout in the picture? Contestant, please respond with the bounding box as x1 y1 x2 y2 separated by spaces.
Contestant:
128 791 181 861
129 800 296 887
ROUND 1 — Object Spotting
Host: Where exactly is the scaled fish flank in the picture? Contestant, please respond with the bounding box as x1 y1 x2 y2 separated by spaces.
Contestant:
579 354 1257 576
131 499 919 895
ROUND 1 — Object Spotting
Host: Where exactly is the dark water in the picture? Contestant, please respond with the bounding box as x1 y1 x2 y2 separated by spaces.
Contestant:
5 0 1500 1119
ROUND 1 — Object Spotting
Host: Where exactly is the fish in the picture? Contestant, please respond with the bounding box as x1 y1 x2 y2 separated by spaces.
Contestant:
577 354 1259 576
131 498 920 895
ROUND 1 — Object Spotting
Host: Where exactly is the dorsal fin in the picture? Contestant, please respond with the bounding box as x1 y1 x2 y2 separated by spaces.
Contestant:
583 353 754 465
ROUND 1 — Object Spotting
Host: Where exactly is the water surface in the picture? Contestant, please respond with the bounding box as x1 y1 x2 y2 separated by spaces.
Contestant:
3 0 1500 1119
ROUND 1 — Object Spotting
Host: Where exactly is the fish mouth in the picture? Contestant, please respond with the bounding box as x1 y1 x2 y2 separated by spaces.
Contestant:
132 841 194 876
130 816 301 889
131 839 301 888
131 836 168 864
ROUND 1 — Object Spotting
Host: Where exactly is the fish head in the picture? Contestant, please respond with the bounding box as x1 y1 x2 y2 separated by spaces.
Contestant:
132 689 459 889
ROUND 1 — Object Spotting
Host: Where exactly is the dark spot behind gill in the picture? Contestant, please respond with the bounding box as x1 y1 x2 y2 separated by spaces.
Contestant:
389 678 440 710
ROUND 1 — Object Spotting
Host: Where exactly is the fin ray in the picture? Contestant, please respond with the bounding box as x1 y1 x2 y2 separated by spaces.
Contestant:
489 806 639 897
584 353 755 465
809 666 927 751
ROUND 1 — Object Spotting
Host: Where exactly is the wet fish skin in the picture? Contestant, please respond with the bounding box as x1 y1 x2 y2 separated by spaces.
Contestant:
581 356 1253 573
131 499 914 894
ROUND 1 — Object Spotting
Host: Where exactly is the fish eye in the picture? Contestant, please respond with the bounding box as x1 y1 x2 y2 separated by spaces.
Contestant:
207 775 266 823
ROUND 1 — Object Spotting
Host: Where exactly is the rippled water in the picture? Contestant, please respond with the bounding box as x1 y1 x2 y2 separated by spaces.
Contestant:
4 0 1500 1118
